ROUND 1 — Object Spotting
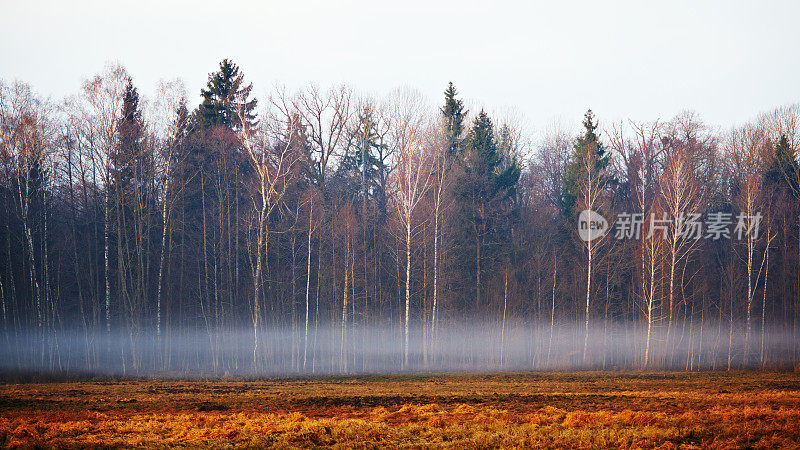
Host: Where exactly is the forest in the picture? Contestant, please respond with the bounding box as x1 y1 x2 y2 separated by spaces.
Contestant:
1 59 799 375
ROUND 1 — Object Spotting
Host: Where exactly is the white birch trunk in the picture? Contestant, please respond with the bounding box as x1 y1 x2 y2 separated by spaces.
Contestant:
760 230 771 366
403 220 411 370
155 157 171 342
500 264 508 368
303 200 313 371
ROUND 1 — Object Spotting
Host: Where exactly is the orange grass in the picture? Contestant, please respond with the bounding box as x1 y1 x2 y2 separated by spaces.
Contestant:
2 372 800 448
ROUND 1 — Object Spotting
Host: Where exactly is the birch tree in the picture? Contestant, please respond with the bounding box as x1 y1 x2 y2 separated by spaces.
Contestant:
726 122 769 366
564 110 611 363
237 105 300 368
0 81 53 341
611 120 664 368
152 79 186 346
390 89 433 369
74 64 129 339
659 139 701 351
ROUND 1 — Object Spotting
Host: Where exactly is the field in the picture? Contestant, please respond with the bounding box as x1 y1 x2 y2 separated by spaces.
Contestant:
2 372 800 448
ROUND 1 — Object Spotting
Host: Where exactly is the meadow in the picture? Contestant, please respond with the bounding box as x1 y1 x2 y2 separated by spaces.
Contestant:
2 371 800 448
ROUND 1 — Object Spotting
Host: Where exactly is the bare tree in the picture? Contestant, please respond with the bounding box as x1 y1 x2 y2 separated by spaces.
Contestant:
302 192 319 371
70 64 129 339
0 81 54 346
389 88 434 369
429 120 450 350
237 104 300 368
659 139 701 351
277 84 353 192
574 121 610 363
612 120 664 368
151 79 186 347
726 122 770 365
763 104 800 356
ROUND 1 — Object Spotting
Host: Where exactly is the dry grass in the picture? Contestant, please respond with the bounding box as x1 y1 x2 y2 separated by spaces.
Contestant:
2 372 800 448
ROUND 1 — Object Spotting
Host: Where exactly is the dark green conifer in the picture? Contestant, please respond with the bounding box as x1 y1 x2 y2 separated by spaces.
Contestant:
561 109 611 219
441 82 467 158
199 58 257 130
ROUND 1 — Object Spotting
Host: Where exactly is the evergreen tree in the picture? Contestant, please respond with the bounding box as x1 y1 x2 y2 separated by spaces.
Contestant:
166 101 190 192
113 79 150 207
199 59 257 130
561 109 611 219
461 110 521 197
452 109 521 309
765 134 799 192
173 101 190 142
182 59 256 217
441 82 467 158
176 61 258 322
334 107 385 203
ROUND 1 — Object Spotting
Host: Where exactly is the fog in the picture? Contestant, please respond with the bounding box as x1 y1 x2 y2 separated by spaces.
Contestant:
1 321 798 377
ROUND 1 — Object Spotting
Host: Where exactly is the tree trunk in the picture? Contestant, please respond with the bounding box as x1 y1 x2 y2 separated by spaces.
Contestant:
432 196 440 356
252 203 267 369
744 227 754 366
103 165 111 344
583 237 592 363
312 224 322 374
476 234 481 310
403 220 411 370
761 229 771 367
500 263 508 368
340 237 350 373
728 286 734 371
155 158 171 345
303 200 313 371
644 241 656 369
667 244 676 354
547 255 557 366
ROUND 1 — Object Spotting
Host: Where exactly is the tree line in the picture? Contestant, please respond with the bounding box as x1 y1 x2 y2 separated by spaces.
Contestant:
1 59 799 374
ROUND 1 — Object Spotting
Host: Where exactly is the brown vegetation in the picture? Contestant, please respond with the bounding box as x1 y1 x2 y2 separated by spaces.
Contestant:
2 372 800 448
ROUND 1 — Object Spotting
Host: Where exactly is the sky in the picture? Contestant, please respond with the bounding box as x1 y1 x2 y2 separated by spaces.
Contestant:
1 0 798 137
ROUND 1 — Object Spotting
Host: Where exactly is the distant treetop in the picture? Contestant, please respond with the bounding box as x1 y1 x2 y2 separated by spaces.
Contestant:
199 58 257 130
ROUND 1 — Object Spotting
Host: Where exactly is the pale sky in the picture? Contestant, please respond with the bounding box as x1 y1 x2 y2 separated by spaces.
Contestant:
2 0 798 136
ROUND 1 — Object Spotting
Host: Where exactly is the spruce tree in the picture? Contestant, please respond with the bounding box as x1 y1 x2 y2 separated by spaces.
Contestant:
113 79 147 203
765 134 798 192
561 109 611 219
199 58 257 130
453 109 520 309
462 110 520 197
464 110 499 171
441 82 467 158
334 107 384 202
